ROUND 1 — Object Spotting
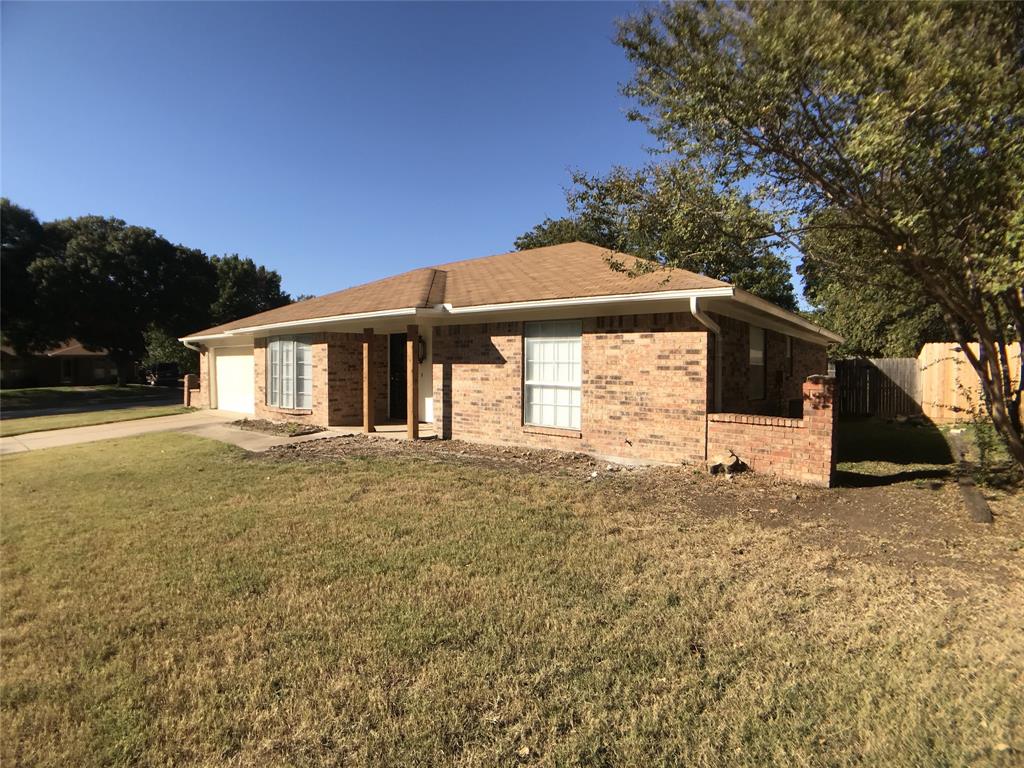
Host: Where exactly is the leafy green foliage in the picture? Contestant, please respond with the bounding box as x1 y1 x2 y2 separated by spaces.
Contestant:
23 216 217 380
1 201 295 382
0 199 61 352
210 254 291 325
142 326 198 374
513 214 621 252
799 210 946 357
516 165 798 309
617 0 1024 465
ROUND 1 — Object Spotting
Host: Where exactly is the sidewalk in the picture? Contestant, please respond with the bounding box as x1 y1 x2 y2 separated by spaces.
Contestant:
0 410 334 455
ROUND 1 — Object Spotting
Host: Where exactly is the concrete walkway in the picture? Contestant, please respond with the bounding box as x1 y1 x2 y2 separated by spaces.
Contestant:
0 410 338 456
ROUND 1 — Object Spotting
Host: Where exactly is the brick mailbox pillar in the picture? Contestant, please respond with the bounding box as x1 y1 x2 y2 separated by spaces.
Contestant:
183 373 198 406
802 374 837 485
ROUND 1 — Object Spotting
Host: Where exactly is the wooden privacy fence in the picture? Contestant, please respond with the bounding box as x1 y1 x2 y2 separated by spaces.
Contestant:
835 357 920 418
918 342 1021 423
835 342 1022 422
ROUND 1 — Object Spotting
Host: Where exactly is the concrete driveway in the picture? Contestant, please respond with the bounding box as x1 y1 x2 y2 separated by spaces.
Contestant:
0 410 336 455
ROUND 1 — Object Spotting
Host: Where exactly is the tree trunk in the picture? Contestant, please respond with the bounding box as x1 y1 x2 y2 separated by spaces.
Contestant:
955 326 1024 470
114 359 134 387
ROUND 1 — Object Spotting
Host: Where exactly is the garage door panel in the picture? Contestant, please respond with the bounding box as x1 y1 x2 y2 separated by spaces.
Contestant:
215 348 254 414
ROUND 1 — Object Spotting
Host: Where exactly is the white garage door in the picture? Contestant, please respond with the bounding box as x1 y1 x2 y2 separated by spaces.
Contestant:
214 347 255 414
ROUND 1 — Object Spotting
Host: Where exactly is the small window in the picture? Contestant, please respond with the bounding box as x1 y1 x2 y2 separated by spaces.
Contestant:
524 320 581 430
749 326 766 400
266 336 313 409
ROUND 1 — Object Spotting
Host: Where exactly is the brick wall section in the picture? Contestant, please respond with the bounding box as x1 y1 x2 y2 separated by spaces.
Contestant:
252 333 387 426
707 375 837 486
254 334 326 426
716 314 828 416
431 313 711 464
183 374 199 407
195 350 211 408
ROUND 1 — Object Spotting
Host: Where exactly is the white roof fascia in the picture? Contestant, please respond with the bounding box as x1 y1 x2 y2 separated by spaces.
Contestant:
730 288 844 344
223 307 421 335
178 333 234 343
445 287 736 315
180 285 842 345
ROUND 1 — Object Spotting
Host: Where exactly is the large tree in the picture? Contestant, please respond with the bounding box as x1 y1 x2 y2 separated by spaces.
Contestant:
516 165 798 309
0 199 54 351
210 254 291 325
617 0 1024 466
27 216 217 383
145 254 294 374
2 202 296 382
798 210 947 357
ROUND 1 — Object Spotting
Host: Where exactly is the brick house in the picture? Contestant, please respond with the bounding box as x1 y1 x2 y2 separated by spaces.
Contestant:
0 340 118 387
180 242 842 485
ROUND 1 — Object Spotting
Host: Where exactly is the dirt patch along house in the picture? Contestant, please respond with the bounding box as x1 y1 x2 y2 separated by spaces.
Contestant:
180 242 842 485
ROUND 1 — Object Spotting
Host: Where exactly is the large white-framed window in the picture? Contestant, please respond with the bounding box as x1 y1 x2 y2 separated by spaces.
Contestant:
749 326 766 400
266 335 313 409
524 320 582 430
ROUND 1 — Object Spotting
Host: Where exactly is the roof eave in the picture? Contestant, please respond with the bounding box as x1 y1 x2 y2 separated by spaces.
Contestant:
179 285 844 346
729 288 844 344
445 286 736 315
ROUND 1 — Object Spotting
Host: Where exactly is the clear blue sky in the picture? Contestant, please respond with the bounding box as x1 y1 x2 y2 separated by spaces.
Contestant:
2 1 658 298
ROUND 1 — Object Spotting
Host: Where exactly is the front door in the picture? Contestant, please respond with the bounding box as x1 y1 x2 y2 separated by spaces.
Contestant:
388 333 407 420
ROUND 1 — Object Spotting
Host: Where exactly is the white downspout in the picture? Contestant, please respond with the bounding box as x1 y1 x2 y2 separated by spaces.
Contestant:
180 340 213 407
690 296 722 412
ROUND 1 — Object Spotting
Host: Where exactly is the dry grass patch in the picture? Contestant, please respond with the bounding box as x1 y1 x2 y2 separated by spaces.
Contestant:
1 433 1021 767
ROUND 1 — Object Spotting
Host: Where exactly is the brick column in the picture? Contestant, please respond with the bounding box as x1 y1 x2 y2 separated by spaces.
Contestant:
406 324 419 440
802 374 837 486
183 373 198 406
363 328 375 433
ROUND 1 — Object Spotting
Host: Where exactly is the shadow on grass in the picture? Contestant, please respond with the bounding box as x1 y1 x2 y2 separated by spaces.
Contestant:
835 418 954 488
834 467 951 489
0 386 179 418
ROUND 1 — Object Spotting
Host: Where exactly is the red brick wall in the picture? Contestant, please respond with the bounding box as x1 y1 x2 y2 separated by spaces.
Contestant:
431 313 711 464
715 314 828 416
196 350 211 408
252 333 387 426
707 376 837 486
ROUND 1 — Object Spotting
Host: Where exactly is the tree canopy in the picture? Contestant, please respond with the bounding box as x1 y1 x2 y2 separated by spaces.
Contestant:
515 165 798 309
210 254 291 326
0 199 297 381
615 0 1024 466
798 209 947 358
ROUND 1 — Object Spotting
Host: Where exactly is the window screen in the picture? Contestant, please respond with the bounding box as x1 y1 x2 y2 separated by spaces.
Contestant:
749 326 766 400
524 320 581 430
266 336 313 409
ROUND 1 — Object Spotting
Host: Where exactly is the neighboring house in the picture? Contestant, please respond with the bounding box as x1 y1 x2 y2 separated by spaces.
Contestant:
181 242 843 485
0 340 118 388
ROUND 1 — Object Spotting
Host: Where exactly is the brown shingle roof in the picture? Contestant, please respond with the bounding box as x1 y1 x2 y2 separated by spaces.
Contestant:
183 242 730 338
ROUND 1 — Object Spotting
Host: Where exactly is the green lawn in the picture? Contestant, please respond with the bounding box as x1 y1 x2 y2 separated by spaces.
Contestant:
0 405 190 437
0 385 177 413
1 435 1020 767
